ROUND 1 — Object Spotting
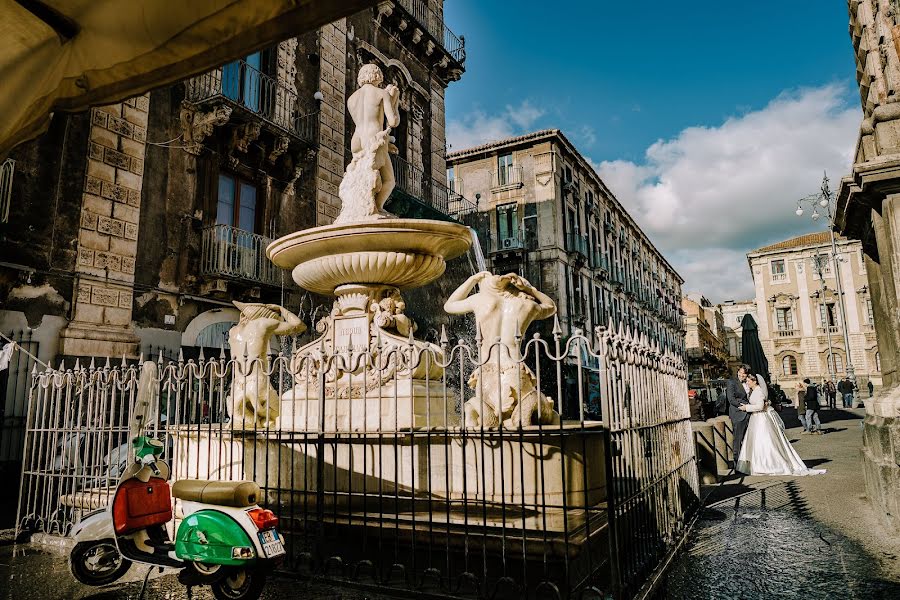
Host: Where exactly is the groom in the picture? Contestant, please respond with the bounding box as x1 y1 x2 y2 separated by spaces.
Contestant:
726 364 752 468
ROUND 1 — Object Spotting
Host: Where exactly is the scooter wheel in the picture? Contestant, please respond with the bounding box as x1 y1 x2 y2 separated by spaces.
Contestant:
210 567 266 600
70 539 132 586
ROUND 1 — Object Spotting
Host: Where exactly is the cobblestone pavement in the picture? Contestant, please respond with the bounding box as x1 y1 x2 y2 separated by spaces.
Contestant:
665 407 900 599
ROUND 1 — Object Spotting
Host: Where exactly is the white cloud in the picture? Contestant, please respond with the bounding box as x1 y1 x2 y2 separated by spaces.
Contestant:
596 84 860 303
446 100 544 151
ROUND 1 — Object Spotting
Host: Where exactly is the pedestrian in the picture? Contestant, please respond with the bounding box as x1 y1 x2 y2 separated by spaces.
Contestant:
688 390 704 421
796 380 808 433
804 378 823 434
838 377 854 408
868 380 874 398
825 379 837 410
726 364 752 467
716 387 727 415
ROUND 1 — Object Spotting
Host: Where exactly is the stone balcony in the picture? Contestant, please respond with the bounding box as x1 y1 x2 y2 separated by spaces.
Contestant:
376 0 465 82
491 166 524 192
184 59 318 149
385 153 475 221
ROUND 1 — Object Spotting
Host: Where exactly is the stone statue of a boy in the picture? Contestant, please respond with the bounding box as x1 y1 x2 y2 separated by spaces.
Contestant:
444 272 560 428
229 302 306 428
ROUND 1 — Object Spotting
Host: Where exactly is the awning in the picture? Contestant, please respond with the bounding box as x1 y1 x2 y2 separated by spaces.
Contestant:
0 0 376 157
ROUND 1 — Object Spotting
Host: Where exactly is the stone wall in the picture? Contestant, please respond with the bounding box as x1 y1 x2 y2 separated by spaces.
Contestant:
315 20 347 225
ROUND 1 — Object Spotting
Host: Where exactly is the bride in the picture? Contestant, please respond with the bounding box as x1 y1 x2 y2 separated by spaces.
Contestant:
736 373 825 476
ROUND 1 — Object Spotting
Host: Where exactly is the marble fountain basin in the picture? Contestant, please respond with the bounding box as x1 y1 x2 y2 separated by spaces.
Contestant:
266 218 472 294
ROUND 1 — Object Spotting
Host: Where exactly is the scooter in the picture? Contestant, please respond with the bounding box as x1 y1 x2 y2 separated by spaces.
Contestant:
68 362 284 600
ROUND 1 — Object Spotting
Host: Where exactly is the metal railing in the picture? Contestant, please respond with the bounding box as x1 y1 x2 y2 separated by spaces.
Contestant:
566 233 588 257
16 321 696 598
491 166 524 190
396 0 466 63
185 59 317 144
0 158 13 223
1 330 38 464
200 224 280 286
389 154 476 218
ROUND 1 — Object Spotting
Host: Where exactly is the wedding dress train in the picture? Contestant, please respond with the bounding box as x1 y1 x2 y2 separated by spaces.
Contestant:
736 378 825 476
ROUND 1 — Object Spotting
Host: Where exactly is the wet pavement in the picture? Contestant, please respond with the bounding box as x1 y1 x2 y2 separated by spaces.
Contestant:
665 407 900 599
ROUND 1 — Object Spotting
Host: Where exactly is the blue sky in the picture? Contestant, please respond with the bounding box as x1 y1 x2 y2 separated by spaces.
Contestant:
442 1 862 302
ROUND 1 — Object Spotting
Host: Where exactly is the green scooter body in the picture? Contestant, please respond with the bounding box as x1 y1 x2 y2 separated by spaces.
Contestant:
174 509 257 565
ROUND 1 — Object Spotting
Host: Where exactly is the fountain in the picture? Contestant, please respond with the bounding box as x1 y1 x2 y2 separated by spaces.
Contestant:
266 63 472 431
170 63 604 523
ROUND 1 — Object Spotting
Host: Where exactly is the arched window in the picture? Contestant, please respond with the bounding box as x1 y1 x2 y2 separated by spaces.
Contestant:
827 352 843 375
196 321 237 350
782 355 798 376
875 351 882 372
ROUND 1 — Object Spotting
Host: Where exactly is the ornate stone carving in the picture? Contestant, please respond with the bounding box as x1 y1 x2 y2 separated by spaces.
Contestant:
230 121 262 157
444 272 561 428
284 165 303 196
268 135 290 164
179 103 232 155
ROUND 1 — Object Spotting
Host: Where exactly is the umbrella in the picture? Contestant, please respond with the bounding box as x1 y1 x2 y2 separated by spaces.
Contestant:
740 314 770 380
0 0 375 157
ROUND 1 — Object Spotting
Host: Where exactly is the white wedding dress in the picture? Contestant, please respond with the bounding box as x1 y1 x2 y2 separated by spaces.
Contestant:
736 379 825 476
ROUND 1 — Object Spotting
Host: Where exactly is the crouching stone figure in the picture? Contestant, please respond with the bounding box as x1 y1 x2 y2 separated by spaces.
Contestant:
229 302 306 428
444 272 560 428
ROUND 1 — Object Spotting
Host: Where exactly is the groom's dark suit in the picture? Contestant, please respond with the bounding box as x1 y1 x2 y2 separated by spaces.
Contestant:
726 377 750 465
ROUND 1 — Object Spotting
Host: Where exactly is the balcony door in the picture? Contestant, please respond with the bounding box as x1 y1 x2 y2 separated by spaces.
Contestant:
216 174 260 280
496 203 518 249
222 50 275 115
497 153 513 186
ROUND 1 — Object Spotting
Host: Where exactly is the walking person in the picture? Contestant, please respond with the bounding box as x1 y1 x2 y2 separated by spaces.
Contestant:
838 377 854 408
804 378 823 434
726 364 752 468
824 380 837 410
868 380 875 398
796 380 808 433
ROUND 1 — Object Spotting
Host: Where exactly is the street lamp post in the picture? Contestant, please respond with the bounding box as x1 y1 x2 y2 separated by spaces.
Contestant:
795 173 857 400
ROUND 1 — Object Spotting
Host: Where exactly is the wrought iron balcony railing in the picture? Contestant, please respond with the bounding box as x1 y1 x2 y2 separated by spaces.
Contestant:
491 166 524 190
200 224 279 287
0 158 13 224
390 153 469 217
396 0 466 64
565 233 588 257
185 59 318 144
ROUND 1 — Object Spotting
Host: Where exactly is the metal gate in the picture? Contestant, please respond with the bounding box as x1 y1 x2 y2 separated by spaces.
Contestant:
16 325 697 599
598 325 699 598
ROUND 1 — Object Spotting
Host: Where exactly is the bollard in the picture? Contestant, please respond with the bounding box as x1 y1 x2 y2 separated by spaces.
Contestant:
708 416 731 475
692 421 718 484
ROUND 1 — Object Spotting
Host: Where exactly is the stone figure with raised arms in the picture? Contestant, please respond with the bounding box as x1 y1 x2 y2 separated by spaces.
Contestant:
228 301 306 428
336 63 401 223
444 272 560 428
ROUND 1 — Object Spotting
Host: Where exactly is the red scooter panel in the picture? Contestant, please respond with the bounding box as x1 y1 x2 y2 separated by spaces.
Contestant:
113 477 173 535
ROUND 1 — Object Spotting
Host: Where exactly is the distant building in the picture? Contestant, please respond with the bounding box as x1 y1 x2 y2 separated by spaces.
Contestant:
746 232 881 391
447 129 685 353
682 293 728 386
718 299 758 372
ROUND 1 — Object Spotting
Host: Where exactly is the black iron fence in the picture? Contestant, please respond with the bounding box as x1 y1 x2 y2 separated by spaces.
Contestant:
16 323 695 598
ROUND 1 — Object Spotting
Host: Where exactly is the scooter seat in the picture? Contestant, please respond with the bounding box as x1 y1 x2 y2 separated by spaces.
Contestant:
171 479 261 508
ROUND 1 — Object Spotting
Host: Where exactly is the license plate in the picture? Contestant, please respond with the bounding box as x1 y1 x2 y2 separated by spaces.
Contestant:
258 529 285 558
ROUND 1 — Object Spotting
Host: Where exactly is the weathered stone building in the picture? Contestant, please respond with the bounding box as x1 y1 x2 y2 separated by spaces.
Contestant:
746 232 880 392
836 0 900 531
0 2 468 474
447 129 685 352
0 0 466 361
682 293 728 386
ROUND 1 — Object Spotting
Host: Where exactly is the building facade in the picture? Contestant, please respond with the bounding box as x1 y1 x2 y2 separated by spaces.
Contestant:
447 129 684 352
836 0 900 529
718 299 758 372
746 232 881 391
682 293 728 386
0 2 468 472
